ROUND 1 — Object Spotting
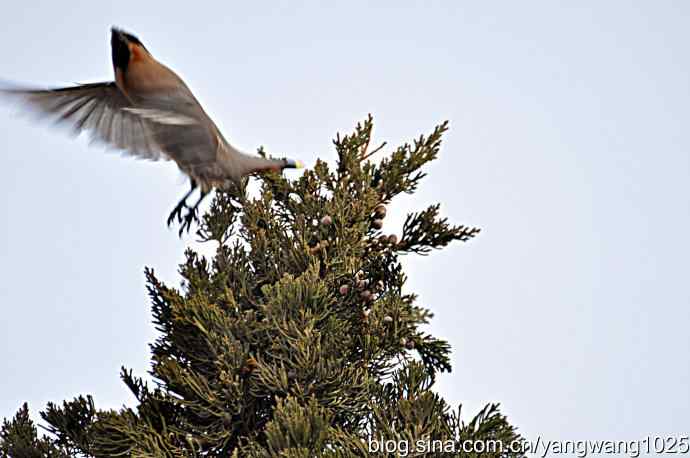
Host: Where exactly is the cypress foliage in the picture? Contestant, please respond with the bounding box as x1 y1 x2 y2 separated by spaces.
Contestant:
1 118 521 457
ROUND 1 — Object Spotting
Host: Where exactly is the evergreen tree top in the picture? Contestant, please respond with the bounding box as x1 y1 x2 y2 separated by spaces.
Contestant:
1 118 520 457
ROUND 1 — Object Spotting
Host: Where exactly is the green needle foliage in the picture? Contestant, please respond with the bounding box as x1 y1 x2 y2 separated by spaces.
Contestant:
1 117 521 457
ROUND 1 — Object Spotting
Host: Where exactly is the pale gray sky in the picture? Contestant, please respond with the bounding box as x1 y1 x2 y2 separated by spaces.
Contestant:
1 0 688 449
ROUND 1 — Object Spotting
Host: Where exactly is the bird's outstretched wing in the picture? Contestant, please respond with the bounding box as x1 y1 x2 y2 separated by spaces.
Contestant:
0 81 165 160
126 91 222 170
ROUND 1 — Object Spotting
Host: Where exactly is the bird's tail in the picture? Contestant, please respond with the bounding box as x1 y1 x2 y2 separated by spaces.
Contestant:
222 143 305 182
283 158 305 169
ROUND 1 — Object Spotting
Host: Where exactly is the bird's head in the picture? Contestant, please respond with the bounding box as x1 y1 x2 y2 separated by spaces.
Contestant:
111 27 149 72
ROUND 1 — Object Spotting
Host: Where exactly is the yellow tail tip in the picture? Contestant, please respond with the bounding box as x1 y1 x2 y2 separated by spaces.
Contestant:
286 158 305 169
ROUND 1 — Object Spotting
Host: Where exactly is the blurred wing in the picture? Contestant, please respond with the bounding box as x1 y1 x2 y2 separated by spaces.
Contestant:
128 91 221 169
0 81 164 160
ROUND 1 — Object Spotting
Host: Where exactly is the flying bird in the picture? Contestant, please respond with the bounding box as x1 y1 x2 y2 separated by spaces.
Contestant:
0 27 303 234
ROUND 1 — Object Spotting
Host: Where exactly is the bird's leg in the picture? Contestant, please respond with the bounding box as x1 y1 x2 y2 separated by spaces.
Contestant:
179 190 209 236
167 180 197 227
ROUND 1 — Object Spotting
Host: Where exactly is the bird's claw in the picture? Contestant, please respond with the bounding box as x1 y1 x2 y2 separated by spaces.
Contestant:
178 206 199 236
167 202 188 227
167 200 199 235
167 184 207 237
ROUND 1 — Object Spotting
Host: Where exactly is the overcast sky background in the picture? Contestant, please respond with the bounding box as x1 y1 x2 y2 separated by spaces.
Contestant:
1 0 688 449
